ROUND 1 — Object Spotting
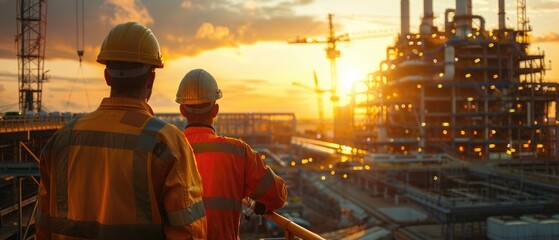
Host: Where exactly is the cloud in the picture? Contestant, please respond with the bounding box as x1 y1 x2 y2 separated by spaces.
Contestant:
0 71 17 79
530 1 559 11
532 32 559 43
196 22 234 41
0 83 5 93
100 0 154 26
0 0 322 63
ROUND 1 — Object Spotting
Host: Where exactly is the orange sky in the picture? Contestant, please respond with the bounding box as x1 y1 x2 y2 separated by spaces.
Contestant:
1 0 559 119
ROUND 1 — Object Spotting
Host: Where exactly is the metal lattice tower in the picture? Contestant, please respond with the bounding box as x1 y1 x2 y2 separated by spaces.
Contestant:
16 0 48 113
516 0 529 42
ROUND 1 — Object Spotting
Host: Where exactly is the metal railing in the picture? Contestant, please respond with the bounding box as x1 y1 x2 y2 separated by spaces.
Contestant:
243 199 324 240
0 116 69 133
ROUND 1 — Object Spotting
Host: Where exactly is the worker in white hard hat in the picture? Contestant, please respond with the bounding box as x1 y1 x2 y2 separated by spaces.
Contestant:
37 22 207 239
176 69 287 240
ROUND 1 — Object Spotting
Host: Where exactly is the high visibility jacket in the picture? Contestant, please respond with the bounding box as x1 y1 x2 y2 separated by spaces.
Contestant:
37 97 207 240
183 125 287 240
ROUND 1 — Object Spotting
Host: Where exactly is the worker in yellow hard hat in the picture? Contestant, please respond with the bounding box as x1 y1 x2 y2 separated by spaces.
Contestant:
175 69 287 240
36 22 207 239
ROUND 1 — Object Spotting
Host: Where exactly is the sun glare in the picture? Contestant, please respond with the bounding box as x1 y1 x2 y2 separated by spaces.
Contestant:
337 67 363 104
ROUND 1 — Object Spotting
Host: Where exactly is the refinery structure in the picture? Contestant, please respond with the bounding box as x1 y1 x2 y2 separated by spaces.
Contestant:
2 0 559 239
350 0 558 161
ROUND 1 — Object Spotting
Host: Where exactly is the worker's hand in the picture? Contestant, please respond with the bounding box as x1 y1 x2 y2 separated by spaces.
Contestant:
254 201 266 215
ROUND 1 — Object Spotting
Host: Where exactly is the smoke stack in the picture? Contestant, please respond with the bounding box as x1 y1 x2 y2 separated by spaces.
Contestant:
499 0 505 30
401 0 410 39
420 0 434 34
455 0 471 37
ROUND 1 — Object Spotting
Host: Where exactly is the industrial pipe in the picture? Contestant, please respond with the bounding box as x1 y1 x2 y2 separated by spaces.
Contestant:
420 0 434 34
401 0 410 39
498 0 506 30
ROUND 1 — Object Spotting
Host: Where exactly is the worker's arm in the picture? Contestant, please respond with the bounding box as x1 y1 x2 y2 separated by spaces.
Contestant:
161 132 207 239
244 144 288 213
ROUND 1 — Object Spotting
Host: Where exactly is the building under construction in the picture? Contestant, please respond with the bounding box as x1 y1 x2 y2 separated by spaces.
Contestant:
2 0 559 239
351 0 559 161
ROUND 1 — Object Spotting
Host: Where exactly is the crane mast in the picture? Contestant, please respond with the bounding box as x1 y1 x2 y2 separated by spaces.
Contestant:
289 14 348 140
16 0 49 113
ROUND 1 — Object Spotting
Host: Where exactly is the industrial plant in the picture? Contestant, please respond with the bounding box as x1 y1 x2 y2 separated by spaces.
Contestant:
1 0 559 239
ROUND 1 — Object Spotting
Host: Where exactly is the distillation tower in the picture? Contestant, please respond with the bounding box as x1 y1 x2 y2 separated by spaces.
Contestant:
352 0 559 161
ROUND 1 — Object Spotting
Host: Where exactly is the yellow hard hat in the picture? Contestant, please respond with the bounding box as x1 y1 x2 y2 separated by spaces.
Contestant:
176 69 223 111
97 22 164 68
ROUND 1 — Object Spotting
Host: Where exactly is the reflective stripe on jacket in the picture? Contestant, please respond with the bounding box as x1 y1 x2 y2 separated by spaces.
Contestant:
184 126 287 240
37 97 206 239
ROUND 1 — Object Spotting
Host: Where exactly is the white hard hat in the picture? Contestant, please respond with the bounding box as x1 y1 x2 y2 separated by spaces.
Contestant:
176 69 223 113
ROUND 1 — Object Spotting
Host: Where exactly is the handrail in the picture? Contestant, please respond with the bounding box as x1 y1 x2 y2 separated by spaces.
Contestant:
0 115 68 133
263 211 324 240
243 199 324 240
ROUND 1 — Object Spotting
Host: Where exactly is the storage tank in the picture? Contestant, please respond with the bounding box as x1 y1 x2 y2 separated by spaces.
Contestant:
487 216 532 240
520 215 559 240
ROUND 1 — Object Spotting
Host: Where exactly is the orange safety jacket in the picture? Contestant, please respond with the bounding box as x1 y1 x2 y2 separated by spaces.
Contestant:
37 98 207 239
183 124 287 240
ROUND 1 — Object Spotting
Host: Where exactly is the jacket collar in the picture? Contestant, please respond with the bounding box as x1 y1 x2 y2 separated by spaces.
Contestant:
185 123 215 132
99 97 154 116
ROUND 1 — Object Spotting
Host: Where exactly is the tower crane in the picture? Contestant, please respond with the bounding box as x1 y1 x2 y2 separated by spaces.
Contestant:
289 14 347 133
292 70 332 139
289 14 395 139
16 0 48 113
15 0 86 114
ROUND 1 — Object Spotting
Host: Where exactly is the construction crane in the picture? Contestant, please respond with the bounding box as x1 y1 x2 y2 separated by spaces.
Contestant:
292 70 332 139
289 14 395 140
15 0 86 114
289 14 347 131
16 0 49 113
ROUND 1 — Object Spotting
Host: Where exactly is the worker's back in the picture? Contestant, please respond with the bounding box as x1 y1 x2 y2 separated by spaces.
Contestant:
37 98 206 239
184 125 287 240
